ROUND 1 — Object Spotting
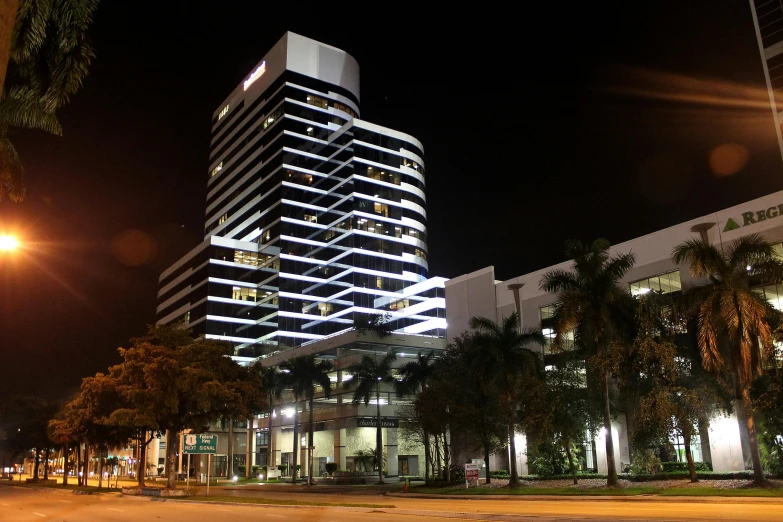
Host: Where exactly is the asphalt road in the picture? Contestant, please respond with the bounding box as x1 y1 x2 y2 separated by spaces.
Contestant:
2 484 783 521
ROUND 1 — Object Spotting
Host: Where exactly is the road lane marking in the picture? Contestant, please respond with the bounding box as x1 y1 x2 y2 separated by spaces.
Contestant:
214 508 232 512
32 513 46 517
108 508 125 512
57 500 71 503
267 516 285 519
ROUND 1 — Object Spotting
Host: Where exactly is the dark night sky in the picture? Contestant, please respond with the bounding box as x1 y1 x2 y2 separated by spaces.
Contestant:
1 1 782 397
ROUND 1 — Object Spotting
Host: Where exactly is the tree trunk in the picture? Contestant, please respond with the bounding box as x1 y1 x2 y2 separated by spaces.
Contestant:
683 439 697 483
33 448 40 480
165 430 178 489
291 397 299 484
375 382 383 484
442 430 450 482
76 444 81 486
0 0 18 99
227 419 234 478
434 435 441 479
484 445 491 485
62 445 69 486
564 439 577 485
98 448 103 488
138 436 149 487
246 417 254 479
308 396 315 485
423 429 430 482
601 373 618 486
508 419 519 486
268 399 275 469
83 444 89 487
741 388 766 483
43 447 50 480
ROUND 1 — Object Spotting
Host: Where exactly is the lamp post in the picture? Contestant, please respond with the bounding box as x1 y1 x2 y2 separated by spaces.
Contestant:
507 283 524 331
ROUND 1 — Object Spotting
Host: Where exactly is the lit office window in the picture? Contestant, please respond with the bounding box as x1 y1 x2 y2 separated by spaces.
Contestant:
232 287 258 302
376 276 383 289
306 94 329 109
333 101 356 118
318 302 333 316
390 298 409 311
218 104 229 120
373 202 389 217
211 162 223 177
629 270 681 297
218 213 228 225
234 250 259 266
414 248 427 261
303 214 317 223
365 166 400 185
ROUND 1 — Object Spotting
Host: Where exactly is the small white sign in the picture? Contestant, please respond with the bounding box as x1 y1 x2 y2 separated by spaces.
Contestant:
465 463 480 488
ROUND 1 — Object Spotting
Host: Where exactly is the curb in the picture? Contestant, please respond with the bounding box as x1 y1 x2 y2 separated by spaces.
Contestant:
386 491 783 504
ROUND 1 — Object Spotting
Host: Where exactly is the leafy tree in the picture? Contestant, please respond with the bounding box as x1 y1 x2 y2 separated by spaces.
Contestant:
343 352 397 484
434 334 507 484
395 351 435 481
469 312 544 486
526 351 601 484
0 0 99 201
621 294 732 482
0 395 59 480
94 325 264 489
673 233 781 483
540 238 636 486
279 355 333 486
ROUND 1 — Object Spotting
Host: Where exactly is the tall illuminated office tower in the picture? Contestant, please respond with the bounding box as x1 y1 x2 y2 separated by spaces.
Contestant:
750 0 783 163
155 33 445 358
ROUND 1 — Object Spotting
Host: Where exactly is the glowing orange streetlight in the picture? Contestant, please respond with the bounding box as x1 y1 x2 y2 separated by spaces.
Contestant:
0 235 19 251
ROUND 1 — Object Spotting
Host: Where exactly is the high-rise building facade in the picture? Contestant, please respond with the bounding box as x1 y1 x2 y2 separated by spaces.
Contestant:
156 33 445 357
750 0 783 163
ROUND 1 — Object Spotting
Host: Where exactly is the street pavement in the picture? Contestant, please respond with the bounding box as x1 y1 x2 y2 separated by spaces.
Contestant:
2 482 783 521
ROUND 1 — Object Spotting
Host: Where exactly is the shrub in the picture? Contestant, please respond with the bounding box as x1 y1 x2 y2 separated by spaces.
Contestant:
325 463 338 475
449 464 465 481
660 461 711 473
489 470 509 478
251 465 262 475
629 449 662 475
237 465 246 475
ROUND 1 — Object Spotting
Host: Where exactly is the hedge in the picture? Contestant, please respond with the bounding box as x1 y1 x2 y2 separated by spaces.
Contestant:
660 461 711 473
518 470 758 481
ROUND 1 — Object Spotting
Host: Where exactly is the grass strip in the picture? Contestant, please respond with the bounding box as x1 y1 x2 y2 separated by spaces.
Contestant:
658 487 783 497
450 487 660 496
169 495 395 508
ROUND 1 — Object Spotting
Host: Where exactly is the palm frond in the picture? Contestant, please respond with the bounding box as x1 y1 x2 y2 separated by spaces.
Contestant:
0 85 62 134
726 233 774 272
672 239 725 279
0 136 24 202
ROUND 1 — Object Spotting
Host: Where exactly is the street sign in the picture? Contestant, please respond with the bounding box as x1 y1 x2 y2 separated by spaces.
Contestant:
465 463 480 488
183 434 218 454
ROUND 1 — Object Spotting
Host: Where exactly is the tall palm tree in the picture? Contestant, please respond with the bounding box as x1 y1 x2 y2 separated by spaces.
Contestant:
540 239 636 487
673 233 780 483
0 0 99 202
258 366 284 472
469 312 544 486
395 352 435 481
344 352 397 484
280 355 333 485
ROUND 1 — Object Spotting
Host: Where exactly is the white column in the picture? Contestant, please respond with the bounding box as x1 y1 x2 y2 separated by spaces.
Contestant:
385 428 398 477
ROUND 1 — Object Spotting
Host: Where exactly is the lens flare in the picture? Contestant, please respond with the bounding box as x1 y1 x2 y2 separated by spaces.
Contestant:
0 235 19 251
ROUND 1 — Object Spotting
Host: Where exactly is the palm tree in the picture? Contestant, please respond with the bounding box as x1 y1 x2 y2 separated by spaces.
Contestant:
395 352 435 481
469 312 545 486
280 355 333 485
672 233 781 483
0 0 99 202
344 352 397 484
258 366 284 472
540 239 636 487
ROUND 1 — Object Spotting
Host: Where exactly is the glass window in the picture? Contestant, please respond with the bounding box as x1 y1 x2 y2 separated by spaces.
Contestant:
414 248 427 261
540 304 574 354
373 202 389 217
318 302 333 316
234 250 258 266
628 270 681 297
306 94 329 110
232 286 258 301
211 162 223 177
218 213 228 225
303 214 317 223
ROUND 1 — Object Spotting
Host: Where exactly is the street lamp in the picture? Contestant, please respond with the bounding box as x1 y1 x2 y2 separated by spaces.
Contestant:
0 235 18 251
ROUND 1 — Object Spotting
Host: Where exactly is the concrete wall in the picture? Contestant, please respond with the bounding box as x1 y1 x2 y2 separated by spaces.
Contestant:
445 266 498 342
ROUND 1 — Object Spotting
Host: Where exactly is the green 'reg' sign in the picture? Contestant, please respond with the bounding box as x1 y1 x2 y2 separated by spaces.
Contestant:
183 433 218 454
